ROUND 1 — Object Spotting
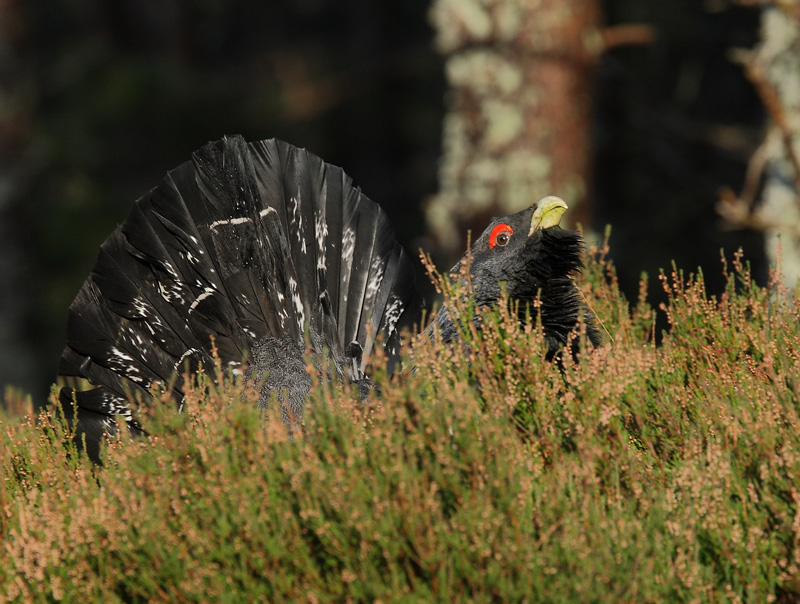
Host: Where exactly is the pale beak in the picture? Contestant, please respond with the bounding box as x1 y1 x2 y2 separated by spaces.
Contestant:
528 196 568 236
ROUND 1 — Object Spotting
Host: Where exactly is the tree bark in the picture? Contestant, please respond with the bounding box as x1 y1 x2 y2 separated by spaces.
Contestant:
754 7 800 287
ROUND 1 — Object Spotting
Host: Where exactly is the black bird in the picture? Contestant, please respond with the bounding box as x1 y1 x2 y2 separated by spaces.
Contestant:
425 197 601 357
58 135 598 461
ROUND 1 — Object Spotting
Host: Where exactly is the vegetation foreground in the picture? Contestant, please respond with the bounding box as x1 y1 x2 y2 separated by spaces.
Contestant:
3 243 800 603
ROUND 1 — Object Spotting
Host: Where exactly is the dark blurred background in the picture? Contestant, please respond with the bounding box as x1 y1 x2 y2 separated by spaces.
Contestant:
0 0 767 400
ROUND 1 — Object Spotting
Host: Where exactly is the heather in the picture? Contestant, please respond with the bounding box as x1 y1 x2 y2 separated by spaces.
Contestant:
2 242 799 603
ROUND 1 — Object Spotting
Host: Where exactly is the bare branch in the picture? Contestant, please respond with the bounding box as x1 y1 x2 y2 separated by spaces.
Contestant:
740 57 800 195
600 24 657 51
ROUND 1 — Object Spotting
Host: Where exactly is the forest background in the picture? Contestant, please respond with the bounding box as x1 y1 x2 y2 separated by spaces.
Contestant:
0 0 789 399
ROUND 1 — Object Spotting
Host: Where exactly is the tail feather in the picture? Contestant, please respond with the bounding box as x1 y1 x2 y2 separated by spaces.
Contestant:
377 247 422 373
250 139 324 340
319 167 346 335
190 139 300 341
59 386 145 461
58 135 422 460
343 198 379 349
361 241 403 365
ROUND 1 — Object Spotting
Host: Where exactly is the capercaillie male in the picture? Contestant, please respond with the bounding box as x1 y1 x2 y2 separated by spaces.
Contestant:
57 135 599 461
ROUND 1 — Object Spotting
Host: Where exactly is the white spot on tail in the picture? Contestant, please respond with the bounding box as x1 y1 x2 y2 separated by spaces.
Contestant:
161 260 180 281
315 211 328 269
365 257 385 303
228 360 244 376
209 216 252 230
132 297 149 319
383 296 403 336
108 347 149 386
288 196 307 254
288 276 305 333
110 347 134 363
189 288 215 314
342 226 356 264
174 348 201 371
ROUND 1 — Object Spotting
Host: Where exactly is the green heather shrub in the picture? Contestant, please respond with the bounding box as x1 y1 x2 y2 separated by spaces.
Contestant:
2 241 800 603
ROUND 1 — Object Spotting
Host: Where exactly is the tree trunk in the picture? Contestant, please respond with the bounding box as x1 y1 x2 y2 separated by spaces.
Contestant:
755 7 800 288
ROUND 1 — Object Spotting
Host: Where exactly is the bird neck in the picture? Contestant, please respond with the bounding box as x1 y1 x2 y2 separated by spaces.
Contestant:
423 276 596 359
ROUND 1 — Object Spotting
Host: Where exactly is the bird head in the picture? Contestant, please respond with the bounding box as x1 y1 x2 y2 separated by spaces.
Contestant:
454 196 585 306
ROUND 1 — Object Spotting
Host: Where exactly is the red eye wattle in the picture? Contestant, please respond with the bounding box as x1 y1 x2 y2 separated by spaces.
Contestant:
489 224 513 249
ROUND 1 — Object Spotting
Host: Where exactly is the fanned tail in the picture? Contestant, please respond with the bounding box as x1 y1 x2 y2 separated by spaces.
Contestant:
58 135 422 459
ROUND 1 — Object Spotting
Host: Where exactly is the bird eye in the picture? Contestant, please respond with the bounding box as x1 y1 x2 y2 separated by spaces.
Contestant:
489 224 513 249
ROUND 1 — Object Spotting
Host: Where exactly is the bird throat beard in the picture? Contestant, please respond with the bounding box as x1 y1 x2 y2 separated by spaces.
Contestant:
517 226 595 355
